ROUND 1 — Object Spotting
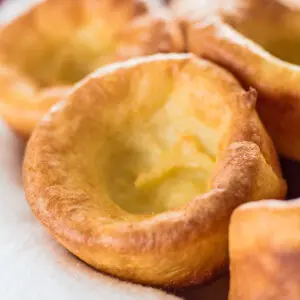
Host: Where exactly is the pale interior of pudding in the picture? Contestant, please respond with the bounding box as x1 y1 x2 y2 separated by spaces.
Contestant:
0 3 135 87
74 61 230 214
230 18 300 65
28 24 118 87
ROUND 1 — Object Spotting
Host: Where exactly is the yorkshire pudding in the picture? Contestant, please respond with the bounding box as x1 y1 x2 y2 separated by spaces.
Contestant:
186 0 300 160
0 0 183 137
23 54 286 287
229 199 300 300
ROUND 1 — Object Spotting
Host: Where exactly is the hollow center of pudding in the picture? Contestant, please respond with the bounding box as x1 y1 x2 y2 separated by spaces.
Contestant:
82 59 230 214
106 125 217 214
17 23 117 87
34 26 118 87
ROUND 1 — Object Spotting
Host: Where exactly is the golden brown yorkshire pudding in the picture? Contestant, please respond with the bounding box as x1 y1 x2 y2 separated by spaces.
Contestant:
0 0 183 138
185 0 300 161
229 199 300 300
23 54 286 287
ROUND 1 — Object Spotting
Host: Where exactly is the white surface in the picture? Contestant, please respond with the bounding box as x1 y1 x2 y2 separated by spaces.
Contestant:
0 0 40 23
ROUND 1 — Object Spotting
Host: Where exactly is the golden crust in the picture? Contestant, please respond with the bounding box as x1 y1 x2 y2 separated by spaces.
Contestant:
0 0 183 137
185 0 300 160
23 53 286 287
229 198 300 300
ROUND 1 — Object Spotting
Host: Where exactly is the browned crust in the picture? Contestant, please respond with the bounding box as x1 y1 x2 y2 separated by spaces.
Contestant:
23 53 286 287
229 198 300 300
0 0 184 137
185 0 300 160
